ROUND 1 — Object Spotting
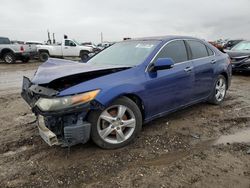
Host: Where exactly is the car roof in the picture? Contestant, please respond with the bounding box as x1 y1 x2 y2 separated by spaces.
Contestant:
129 35 200 42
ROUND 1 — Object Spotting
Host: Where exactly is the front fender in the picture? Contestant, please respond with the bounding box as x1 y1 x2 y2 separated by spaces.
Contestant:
95 84 145 107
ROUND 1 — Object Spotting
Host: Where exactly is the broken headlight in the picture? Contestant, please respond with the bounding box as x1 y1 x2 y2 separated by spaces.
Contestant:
35 89 100 111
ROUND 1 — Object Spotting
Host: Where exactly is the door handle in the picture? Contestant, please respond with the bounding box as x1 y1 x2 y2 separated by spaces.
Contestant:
64 47 68 49
184 66 193 72
211 59 216 64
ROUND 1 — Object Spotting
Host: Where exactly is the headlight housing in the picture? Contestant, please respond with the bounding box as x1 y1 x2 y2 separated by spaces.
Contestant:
35 89 100 111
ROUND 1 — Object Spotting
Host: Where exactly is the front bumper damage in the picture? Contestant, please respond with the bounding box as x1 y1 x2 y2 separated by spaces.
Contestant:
231 56 250 72
21 76 93 147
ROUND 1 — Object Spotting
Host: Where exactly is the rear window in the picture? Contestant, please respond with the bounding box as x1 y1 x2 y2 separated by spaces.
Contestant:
155 40 188 63
0 37 11 44
187 40 209 59
207 47 214 56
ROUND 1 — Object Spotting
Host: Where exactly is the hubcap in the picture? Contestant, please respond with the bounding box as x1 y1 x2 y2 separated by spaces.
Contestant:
215 78 226 102
97 105 136 144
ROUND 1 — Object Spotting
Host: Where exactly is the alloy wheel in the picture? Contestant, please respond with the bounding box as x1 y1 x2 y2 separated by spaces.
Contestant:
97 105 136 144
215 77 226 102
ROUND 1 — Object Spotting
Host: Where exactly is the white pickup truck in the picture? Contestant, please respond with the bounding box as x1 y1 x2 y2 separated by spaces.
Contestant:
37 39 93 62
0 37 36 63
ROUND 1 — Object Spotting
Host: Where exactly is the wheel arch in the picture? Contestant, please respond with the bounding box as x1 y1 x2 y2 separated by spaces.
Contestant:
0 48 14 58
96 92 146 121
79 50 89 56
219 71 229 89
123 94 145 120
38 49 50 56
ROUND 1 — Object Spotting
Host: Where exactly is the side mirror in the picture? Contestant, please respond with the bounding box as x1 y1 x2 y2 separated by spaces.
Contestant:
149 58 174 72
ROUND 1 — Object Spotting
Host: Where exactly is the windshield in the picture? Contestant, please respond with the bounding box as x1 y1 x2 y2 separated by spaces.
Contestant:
232 41 250 51
88 40 160 66
73 39 80 45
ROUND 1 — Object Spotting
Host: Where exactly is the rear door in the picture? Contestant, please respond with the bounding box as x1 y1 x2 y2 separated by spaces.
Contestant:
185 40 216 100
144 40 195 117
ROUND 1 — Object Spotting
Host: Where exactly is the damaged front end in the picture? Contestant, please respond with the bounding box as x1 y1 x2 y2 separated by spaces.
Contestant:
231 56 250 72
21 59 131 147
21 76 100 147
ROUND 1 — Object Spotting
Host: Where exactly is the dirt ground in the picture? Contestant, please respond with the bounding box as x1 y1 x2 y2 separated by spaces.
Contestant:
0 62 249 188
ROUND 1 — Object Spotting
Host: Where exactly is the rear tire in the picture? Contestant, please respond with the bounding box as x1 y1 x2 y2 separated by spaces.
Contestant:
208 75 227 105
80 51 89 62
3 52 16 64
88 97 142 149
39 52 49 62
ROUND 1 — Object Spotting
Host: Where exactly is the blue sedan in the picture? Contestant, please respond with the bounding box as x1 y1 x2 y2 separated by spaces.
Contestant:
21 36 232 149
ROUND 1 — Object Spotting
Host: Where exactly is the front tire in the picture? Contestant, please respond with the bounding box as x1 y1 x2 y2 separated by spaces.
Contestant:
208 75 227 105
88 97 142 149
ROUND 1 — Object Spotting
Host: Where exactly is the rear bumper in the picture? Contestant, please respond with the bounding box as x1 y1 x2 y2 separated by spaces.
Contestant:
21 77 92 147
15 52 30 59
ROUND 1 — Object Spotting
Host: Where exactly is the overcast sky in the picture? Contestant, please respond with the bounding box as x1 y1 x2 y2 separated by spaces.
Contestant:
1 0 250 43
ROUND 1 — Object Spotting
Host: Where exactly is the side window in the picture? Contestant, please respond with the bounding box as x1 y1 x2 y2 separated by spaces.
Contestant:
155 40 188 63
187 40 209 59
207 47 214 56
0 37 10 44
65 40 70 46
65 40 76 46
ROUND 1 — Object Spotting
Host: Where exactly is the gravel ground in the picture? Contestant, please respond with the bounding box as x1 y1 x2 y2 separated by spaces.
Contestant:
0 62 249 188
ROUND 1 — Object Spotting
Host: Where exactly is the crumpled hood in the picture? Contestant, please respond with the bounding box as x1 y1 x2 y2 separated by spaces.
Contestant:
32 58 129 84
224 50 250 58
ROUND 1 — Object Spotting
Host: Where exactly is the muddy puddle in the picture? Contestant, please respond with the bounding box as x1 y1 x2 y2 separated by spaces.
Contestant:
215 128 250 145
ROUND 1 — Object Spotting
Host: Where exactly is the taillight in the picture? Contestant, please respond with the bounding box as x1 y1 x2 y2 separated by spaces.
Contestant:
20 46 24 52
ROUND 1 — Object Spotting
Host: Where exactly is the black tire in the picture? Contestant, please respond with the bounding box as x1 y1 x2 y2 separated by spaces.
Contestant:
80 51 89 62
88 97 142 149
3 52 16 64
39 52 49 62
208 75 227 105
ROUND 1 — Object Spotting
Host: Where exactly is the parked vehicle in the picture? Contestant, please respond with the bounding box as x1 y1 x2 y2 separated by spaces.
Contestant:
37 38 93 62
25 41 46 59
225 40 250 72
223 39 244 50
25 41 45 45
21 36 232 149
81 42 101 53
0 37 35 63
97 42 114 50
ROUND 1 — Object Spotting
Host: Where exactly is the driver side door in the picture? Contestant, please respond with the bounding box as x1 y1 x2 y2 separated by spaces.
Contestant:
63 40 79 57
144 40 195 118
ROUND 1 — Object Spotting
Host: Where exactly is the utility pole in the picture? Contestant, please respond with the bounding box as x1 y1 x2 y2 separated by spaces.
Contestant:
52 33 56 44
47 30 51 44
101 32 103 43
